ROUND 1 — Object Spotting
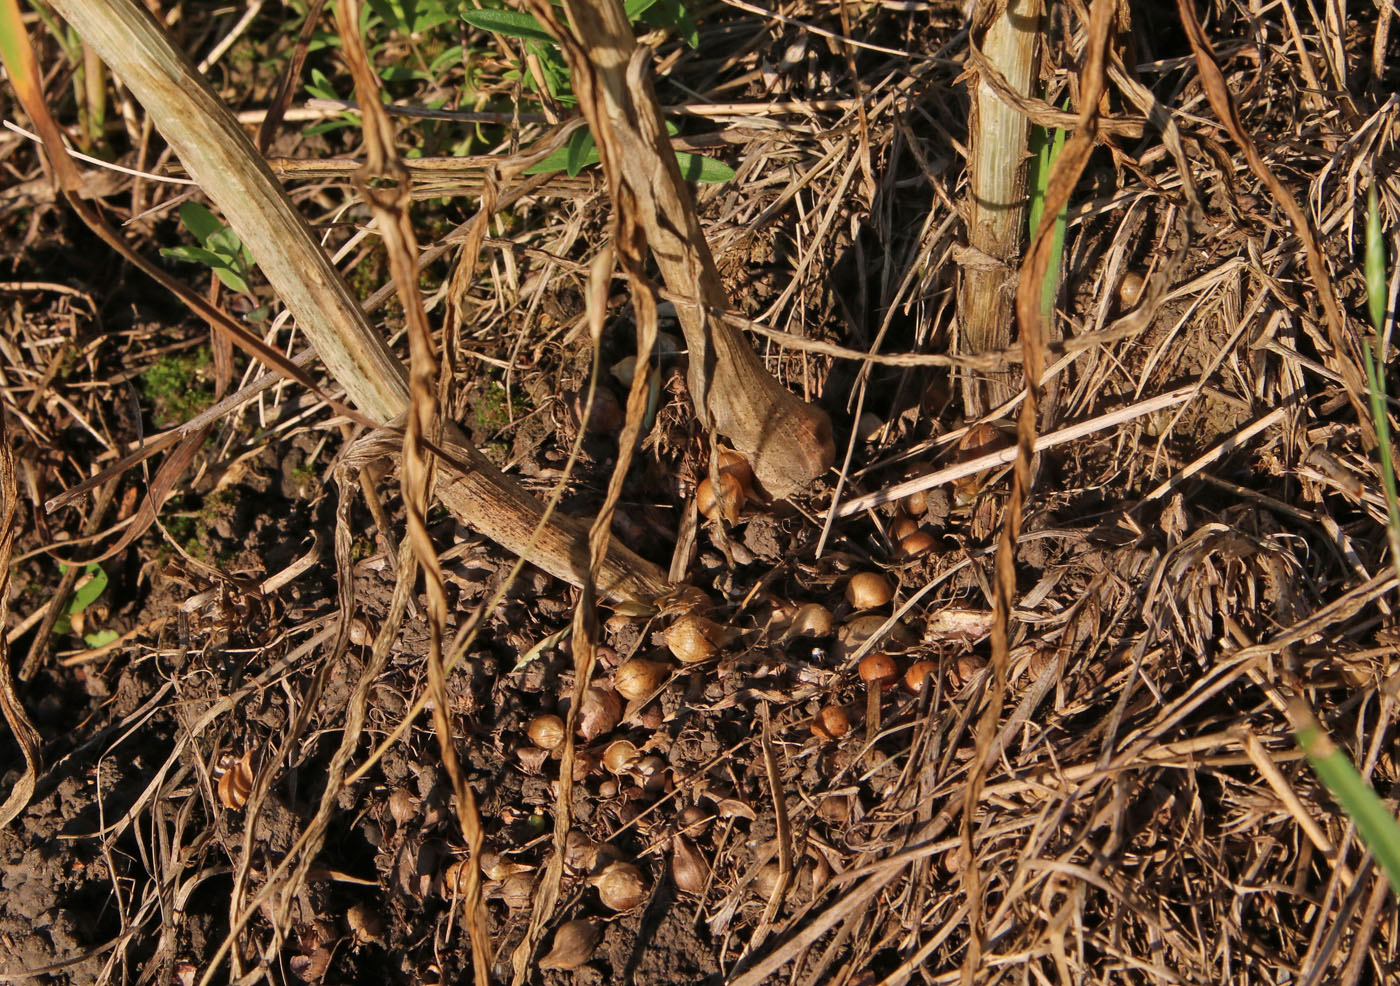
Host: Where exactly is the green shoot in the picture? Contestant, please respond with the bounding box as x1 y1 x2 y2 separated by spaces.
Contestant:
1289 178 1400 902
161 202 257 298
1361 181 1400 577
1027 107 1068 325
1295 704 1400 894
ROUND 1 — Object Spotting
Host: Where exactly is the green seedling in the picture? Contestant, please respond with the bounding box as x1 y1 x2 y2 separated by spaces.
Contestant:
140 346 215 426
524 122 735 182
461 2 730 181
161 202 267 321
54 562 118 647
1289 179 1400 899
1027 108 1068 323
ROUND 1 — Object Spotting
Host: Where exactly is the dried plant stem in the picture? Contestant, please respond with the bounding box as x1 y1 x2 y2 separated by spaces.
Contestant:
959 0 1043 417
523 0 835 498
42 0 670 609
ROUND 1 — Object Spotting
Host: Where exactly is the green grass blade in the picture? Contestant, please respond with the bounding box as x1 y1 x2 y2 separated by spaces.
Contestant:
1367 183 1387 335
1362 183 1400 574
1027 109 1068 323
1296 712 1400 893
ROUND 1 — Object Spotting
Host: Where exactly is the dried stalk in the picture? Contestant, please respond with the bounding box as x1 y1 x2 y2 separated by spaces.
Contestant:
521 0 835 498
959 0 1044 417
42 0 671 609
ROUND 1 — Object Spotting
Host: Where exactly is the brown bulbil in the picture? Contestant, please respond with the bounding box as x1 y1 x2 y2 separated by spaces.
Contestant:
951 654 988 688
602 739 640 774
903 659 938 693
752 861 783 900
590 860 649 911
811 704 852 740
671 835 711 894
697 471 745 525
858 652 900 692
665 613 727 663
953 422 1009 504
527 713 566 751
717 447 756 493
539 919 602 970
845 572 894 610
613 658 670 701
1026 646 1056 680
900 530 937 557
679 804 712 836
1118 270 1146 307
577 687 622 740
787 602 834 638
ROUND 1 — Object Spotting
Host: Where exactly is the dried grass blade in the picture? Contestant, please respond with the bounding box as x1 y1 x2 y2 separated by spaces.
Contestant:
961 1 1117 979
1175 0 1372 443
519 0 833 498
0 392 38 830
335 5 492 983
39 0 671 611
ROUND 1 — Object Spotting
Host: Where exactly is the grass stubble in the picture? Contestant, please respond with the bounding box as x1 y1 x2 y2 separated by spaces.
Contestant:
2 0 1400 984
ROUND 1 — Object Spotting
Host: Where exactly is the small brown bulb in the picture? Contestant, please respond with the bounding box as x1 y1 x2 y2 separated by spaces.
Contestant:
900 530 936 557
442 859 475 897
671 835 711 895
953 422 1008 504
891 516 919 541
845 572 893 610
665 613 726 663
752 861 782 900
678 804 712 836
858 652 900 691
904 490 928 516
590 860 649 911
903 659 938 693
613 658 670 701
577 687 622 741
697 472 746 525
217 751 255 810
602 739 640 774
527 714 566 751
787 602 834 638
1026 646 1056 680
811 704 852 740
539 919 602 970
564 831 600 872
1118 271 1145 307
951 654 987 688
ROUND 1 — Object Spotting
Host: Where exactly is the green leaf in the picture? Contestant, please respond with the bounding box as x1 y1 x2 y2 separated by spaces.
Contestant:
305 67 339 102
624 0 661 21
161 244 226 269
525 134 599 175
460 7 555 42
68 563 107 616
1298 719 1400 894
676 151 734 183
566 128 594 177
83 629 120 649
429 45 465 75
177 202 226 247
378 65 429 82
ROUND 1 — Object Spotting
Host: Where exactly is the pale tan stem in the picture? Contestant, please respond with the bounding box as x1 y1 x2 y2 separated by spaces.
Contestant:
540 0 835 498
44 0 669 608
959 0 1043 417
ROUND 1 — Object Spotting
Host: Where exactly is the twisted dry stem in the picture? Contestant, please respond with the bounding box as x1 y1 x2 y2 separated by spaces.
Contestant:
44 0 672 609
536 0 836 498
